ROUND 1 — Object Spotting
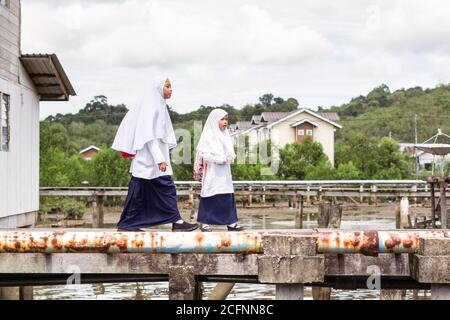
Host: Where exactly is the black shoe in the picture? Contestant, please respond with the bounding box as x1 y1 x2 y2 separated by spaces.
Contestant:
227 224 245 232
172 221 200 232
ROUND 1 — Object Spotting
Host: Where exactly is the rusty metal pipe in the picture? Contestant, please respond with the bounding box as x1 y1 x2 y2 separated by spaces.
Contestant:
1 230 449 256
316 230 450 256
0 231 262 254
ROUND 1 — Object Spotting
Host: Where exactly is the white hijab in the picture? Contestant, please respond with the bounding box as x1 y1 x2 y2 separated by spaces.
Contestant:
112 76 177 154
196 108 236 160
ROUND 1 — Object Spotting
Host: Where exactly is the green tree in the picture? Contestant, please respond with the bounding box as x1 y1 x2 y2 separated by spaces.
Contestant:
278 138 330 180
336 133 410 179
334 161 362 180
88 148 132 187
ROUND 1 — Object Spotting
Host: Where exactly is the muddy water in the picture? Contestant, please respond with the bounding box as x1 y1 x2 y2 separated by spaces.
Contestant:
33 208 430 300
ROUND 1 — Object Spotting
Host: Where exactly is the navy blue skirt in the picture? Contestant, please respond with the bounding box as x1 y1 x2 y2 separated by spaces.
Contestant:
197 193 238 225
117 175 182 230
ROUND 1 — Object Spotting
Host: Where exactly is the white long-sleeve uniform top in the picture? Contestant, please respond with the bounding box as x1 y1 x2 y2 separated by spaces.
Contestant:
130 139 172 180
200 152 234 198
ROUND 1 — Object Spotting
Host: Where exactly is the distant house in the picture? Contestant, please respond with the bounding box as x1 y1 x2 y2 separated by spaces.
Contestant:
0 0 76 228
79 146 100 160
399 143 450 170
231 109 342 166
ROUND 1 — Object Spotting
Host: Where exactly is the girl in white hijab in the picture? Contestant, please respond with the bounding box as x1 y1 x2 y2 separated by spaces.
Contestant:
112 76 199 232
194 109 243 231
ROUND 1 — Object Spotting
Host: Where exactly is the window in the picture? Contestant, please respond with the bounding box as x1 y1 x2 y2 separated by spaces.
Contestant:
298 129 304 136
0 0 9 8
306 129 313 136
0 93 10 152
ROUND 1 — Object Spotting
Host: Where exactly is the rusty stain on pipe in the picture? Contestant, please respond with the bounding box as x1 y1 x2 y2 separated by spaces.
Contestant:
0 231 262 254
316 230 450 256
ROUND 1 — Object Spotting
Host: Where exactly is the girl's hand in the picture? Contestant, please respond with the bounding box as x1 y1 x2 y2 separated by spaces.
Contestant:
158 162 168 172
226 154 235 163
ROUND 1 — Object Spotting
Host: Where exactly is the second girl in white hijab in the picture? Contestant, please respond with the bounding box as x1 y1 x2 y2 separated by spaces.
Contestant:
194 109 243 231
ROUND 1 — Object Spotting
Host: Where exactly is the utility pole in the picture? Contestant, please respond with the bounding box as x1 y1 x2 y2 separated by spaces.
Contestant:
414 114 419 179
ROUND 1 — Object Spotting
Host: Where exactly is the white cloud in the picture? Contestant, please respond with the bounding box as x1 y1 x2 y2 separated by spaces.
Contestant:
20 0 450 119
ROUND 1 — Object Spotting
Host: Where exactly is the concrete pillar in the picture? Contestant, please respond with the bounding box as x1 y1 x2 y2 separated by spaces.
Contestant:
258 235 324 301
431 284 450 300
276 284 304 300
169 266 202 300
413 237 450 300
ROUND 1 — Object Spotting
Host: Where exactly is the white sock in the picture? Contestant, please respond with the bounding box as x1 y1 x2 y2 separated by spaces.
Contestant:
228 223 237 228
202 224 210 229
175 219 184 224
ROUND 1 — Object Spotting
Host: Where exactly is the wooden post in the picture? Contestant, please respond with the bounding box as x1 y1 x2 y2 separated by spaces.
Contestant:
440 180 447 229
19 287 33 300
395 197 410 229
92 195 104 228
242 186 247 208
306 185 311 206
208 283 235 300
411 185 418 207
169 266 202 300
190 194 199 223
295 195 303 229
276 284 304 300
188 186 194 209
262 186 266 205
382 197 408 300
313 201 341 300
359 184 364 204
431 182 436 228
371 185 378 207
248 185 253 207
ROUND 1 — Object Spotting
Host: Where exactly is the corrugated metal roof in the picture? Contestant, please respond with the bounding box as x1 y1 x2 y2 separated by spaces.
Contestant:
251 115 260 124
20 54 76 101
318 112 340 122
236 121 254 130
260 112 291 123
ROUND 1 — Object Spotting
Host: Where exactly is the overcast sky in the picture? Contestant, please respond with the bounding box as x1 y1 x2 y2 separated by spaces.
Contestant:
21 0 450 120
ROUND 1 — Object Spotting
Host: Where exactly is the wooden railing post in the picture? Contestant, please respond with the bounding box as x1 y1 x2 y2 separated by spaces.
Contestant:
92 194 104 228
